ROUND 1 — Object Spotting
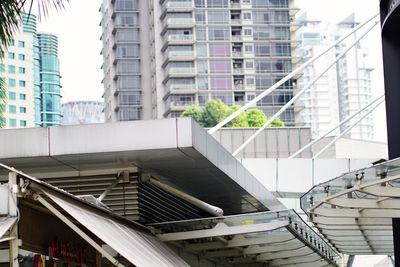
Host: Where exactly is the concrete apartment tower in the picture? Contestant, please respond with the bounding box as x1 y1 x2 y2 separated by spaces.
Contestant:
100 0 300 125
296 13 374 140
0 13 62 128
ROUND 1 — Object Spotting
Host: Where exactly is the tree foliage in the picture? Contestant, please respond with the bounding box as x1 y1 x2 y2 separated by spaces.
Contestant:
182 99 285 128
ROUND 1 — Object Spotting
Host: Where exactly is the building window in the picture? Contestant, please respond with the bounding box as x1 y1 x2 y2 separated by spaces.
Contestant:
19 80 26 87
244 45 253 53
8 79 16 87
9 92 16 100
9 119 16 127
8 65 15 73
243 12 252 20
18 67 25 74
0 64 4 72
244 29 253 36
18 41 25 47
8 40 14 46
19 107 26 113
246 78 255 85
9 105 16 113
19 120 27 127
18 54 25 61
245 61 254 69
19 93 26 100
8 52 15 59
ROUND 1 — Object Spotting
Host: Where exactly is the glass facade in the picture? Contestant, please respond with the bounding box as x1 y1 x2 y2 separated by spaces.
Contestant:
0 13 62 128
37 34 62 126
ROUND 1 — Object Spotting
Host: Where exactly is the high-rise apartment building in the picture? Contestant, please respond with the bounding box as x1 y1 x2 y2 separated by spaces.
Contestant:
297 13 374 140
100 0 299 125
0 13 62 128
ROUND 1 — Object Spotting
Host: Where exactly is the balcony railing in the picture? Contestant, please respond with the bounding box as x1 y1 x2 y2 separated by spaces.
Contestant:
232 35 243 41
166 50 195 57
231 19 242 24
163 18 194 28
166 67 195 74
162 1 194 9
169 84 196 91
170 100 194 106
164 34 194 42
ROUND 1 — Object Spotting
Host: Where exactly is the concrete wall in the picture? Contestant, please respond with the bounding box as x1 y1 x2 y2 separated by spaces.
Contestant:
312 137 388 159
211 127 313 158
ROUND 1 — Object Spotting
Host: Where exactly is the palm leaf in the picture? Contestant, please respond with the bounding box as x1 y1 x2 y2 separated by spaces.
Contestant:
0 0 69 54
0 0 69 128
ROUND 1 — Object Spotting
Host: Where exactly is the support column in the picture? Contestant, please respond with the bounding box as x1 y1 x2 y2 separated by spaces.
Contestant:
8 172 19 267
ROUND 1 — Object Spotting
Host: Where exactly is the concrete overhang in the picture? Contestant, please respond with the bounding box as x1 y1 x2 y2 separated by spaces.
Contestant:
0 118 285 214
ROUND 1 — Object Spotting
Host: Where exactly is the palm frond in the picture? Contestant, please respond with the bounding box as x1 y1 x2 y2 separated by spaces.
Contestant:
0 0 69 54
0 0 26 54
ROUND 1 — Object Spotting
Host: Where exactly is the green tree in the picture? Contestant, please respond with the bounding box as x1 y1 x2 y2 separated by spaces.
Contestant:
181 99 285 128
181 105 204 126
201 99 230 127
246 109 267 127
228 105 248 128
0 0 68 127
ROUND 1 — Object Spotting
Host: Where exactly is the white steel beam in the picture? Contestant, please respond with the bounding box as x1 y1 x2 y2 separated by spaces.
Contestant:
313 216 392 226
256 247 313 261
233 21 379 157
207 13 379 135
183 233 295 251
312 207 400 218
157 220 288 242
243 241 304 254
326 197 400 209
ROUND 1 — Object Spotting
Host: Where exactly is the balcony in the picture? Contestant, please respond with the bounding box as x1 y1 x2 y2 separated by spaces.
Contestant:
163 67 196 83
231 35 243 41
162 50 195 67
162 34 195 51
232 51 243 58
161 18 195 34
167 98 195 112
160 1 194 19
165 84 197 97
230 2 241 9
231 19 242 25
233 68 244 74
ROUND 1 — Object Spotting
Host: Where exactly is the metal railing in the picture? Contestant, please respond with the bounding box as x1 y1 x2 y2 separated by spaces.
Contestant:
207 13 381 158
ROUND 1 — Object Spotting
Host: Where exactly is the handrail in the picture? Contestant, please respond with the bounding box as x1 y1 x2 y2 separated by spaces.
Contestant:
232 20 379 157
207 13 379 135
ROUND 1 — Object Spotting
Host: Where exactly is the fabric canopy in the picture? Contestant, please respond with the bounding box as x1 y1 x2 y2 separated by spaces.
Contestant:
44 191 189 267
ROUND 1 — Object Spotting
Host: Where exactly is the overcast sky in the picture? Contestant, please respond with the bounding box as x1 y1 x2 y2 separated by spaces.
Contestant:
35 0 387 143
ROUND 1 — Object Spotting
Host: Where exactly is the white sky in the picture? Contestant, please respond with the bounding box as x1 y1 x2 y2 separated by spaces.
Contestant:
35 0 387 143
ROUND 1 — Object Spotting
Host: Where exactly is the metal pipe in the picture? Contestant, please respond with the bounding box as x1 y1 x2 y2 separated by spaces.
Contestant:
98 177 122 202
147 178 224 216
313 99 384 159
207 13 379 135
232 21 379 157
289 94 384 159
35 194 125 267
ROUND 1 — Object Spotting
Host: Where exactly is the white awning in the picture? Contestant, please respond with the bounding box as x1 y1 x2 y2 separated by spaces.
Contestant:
43 190 189 267
0 216 17 241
